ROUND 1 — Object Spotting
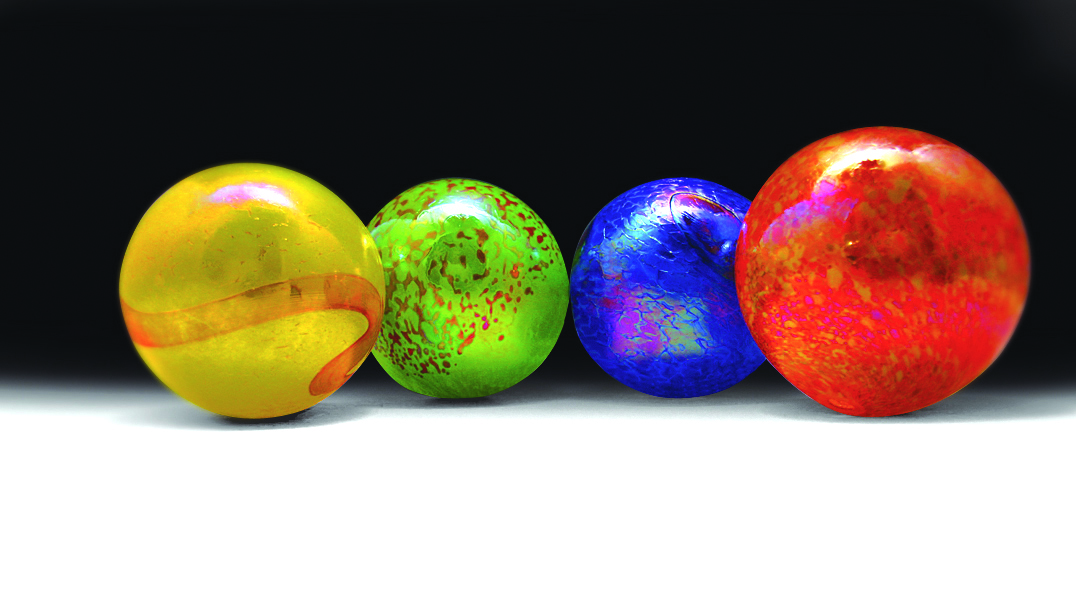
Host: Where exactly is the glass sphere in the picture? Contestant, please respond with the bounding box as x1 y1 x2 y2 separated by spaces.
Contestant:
369 178 568 398
571 178 765 397
120 163 384 418
736 127 1030 416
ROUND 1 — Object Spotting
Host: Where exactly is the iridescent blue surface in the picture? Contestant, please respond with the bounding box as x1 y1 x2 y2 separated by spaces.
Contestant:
570 178 765 397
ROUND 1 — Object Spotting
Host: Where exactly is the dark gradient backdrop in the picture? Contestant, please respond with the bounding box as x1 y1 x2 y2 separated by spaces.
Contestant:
2 0 1072 388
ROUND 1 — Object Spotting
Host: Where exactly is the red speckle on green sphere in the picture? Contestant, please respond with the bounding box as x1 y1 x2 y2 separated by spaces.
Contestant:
734 127 1030 417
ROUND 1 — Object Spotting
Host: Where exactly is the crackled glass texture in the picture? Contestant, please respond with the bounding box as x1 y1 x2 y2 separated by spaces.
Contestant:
120 163 385 418
736 127 1030 417
370 179 569 398
571 178 765 397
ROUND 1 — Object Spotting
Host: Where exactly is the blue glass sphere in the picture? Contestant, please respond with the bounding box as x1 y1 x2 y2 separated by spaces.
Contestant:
570 178 765 397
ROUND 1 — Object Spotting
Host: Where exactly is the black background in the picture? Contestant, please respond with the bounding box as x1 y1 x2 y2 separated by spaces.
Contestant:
2 0 1072 387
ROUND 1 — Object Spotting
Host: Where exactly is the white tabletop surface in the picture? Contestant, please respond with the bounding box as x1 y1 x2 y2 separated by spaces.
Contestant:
1 370 1073 593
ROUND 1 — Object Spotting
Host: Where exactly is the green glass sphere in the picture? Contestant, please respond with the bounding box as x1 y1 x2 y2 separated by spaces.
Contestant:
369 179 569 397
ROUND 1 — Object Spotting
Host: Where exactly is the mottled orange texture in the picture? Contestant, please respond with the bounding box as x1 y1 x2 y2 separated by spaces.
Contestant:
735 127 1030 416
121 273 382 396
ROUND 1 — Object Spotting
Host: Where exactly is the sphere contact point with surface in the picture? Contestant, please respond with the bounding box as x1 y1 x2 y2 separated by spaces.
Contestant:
571 178 765 398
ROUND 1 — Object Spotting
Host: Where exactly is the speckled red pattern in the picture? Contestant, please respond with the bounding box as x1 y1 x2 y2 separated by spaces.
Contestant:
735 127 1030 416
368 179 569 397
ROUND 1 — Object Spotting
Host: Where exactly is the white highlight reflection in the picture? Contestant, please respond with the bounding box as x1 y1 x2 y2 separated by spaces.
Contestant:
207 183 294 209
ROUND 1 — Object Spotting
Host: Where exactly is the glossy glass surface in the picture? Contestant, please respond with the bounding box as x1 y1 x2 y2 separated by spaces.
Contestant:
120 164 385 418
736 127 1031 416
370 179 568 398
571 178 765 397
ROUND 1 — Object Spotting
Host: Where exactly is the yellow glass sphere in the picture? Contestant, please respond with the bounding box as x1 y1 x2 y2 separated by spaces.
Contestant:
119 164 385 418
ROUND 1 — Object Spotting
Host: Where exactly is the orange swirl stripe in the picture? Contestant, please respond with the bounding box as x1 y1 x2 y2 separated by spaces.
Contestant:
121 274 383 396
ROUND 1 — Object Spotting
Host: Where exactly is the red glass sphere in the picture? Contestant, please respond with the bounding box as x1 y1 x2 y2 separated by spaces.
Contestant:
735 127 1030 416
